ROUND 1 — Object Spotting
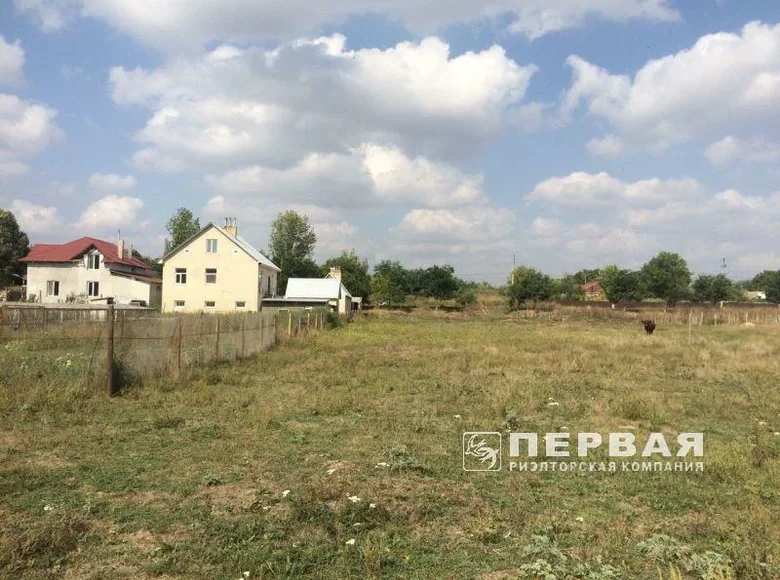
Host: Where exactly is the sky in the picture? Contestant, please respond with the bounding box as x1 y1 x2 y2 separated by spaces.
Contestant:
2 0 780 283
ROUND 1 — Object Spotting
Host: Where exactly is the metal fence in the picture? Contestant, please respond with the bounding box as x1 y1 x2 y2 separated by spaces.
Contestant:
0 305 327 395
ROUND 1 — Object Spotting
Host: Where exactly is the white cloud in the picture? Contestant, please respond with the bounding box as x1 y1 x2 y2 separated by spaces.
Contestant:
0 94 63 178
587 134 625 157
208 144 484 209
529 171 703 208
0 36 24 85
562 22 780 150
13 0 71 32
88 172 137 190
705 135 780 165
10 199 61 233
112 36 535 171
75 195 144 229
24 0 680 47
397 206 516 242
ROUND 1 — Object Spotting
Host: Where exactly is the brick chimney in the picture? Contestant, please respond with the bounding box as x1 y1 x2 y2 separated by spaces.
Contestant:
117 231 124 259
329 266 342 280
224 217 238 237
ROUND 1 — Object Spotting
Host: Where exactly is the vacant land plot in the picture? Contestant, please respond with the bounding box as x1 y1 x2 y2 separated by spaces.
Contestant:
1 312 779 579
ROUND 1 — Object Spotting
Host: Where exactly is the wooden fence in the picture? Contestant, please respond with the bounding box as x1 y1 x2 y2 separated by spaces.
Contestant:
0 305 327 396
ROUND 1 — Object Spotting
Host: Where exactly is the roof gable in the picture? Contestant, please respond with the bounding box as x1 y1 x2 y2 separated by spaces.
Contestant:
162 223 280 271
20 237 152 269
285 278 352 299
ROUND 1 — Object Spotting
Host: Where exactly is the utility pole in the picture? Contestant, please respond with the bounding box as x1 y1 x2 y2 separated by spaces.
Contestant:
720 258 727 276
511 254 516 284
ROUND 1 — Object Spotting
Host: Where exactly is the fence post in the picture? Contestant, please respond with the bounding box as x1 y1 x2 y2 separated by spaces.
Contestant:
260 313 265 350
287 311 292 339
215 316 221 362
240 314 246 359
0 305 4 342
687 310 692 344
307 312 310 336
176 317 183 375
42 305 47 333
107 304 117 396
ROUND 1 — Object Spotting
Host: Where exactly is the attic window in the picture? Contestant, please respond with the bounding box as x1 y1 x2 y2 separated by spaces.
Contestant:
206 239 218 254
87 254 100 269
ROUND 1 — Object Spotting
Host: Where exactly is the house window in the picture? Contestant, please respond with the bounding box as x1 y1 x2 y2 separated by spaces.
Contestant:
87 254 100 269
46 280 60 296
235 301 246 308
206 268 217 284
206 239 218 253
205 301 216 308
175 268 187 284
174 300 185 308
87 281 99 297
267 276 271 295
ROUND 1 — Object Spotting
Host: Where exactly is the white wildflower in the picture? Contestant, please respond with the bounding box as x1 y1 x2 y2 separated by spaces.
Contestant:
453 415 461 419
547 401 560 407
374 462 389 468
345 538 356 546
369 503 376 509
774 432 780 436
282 490 290 498
43 504 53 512
243 573 250 579
326 468 337 475
758 421 767 426
575 516 584 523
347 495 360 503
353 522 362 527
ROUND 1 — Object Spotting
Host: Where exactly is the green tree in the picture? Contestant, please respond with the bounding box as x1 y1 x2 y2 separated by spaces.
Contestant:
506 266 552 309
322 250 371 300
551 275 585 300
374 260 409 298
417 265 460 300
572 269 600 285
269 210 318 293
164 207 201 254
748 270 779 292
641 252 691 305
132 249 163 276
598 265 644 303
370 275 405 305
692 274 736 303
0 209 30 286
762 272 780 303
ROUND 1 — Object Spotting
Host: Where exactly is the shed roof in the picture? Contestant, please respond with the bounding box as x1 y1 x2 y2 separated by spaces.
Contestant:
19 237 152 269
285 278 352 300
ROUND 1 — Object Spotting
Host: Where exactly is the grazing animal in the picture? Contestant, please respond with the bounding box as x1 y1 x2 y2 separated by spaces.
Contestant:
641 319 656 335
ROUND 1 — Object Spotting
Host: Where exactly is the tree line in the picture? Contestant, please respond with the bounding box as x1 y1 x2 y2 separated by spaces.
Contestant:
3 206 780 305
507 251 780 307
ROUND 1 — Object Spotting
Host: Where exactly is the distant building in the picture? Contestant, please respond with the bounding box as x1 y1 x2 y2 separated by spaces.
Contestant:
161 218 280 313
745 290 767 301
583 280 603 299
263 267 354 318
20 236 161 307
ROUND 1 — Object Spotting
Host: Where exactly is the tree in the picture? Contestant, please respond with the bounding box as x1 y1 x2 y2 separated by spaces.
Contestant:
573 269 600 285
748 270 779 292
762 272 780 303
0 209 30 286
551 275 585 301
269 210 318 293
322 250 371 300
132 249 163 276
641 252 691 305
598 265 644 303
417 265 460 300
506 266 552 309
374 260 409 298
370 275 405 305
692 274 736 303
164 208 201 254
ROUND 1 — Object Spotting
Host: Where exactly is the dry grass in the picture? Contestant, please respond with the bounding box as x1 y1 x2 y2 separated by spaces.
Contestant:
1 310 779 578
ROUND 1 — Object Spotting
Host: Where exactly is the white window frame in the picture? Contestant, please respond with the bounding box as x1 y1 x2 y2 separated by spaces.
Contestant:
205 268 217 284
87 281 99 297
47 280 60 296
174 300 185 308
87 254 100 269
205 300 216 308
206 239 218 254
175 268 187 284
235 301 246 308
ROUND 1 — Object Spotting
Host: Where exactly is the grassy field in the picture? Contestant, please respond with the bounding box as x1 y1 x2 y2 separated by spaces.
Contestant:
1 310 780 579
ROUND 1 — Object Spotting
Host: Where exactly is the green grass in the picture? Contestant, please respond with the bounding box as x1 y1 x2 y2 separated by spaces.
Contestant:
1 312 780 579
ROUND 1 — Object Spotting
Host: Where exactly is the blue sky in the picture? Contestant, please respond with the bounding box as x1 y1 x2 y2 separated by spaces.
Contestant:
2 0 780 283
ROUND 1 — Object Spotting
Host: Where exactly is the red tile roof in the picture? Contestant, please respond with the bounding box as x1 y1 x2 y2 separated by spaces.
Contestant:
19 237 152 269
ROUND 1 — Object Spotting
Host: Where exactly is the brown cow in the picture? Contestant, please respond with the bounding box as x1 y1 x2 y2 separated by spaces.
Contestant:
641 319 656 335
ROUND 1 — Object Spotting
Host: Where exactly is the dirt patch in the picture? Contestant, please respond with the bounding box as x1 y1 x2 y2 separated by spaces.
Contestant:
195 483 263 516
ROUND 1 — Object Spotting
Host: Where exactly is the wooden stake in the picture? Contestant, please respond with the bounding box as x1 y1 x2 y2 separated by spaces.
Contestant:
107 304 117 396
176 317 183 374
215 316 221 361
687 310 692 344
240 315 246 359
287 311 292 338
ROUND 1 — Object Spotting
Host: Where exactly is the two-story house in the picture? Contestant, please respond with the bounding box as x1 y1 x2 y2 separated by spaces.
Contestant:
20 236 161 307
161 219 280 313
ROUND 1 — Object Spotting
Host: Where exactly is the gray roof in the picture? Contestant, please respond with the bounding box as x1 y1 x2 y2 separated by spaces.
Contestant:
212 225 281 271
285 278 352 300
